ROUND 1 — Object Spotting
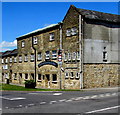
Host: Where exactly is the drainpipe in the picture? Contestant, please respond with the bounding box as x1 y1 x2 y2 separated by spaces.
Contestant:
59 23 62 89
79 15 83 89
32 37 37 86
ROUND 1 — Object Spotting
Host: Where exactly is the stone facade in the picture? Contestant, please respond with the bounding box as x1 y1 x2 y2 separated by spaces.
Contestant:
1 5 120 89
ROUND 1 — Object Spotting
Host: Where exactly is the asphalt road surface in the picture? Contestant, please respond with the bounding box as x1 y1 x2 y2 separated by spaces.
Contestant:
1 88 119 114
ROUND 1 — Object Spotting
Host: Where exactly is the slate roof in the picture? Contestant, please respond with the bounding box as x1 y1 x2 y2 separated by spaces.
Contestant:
74 5 120 23
2 49 18 57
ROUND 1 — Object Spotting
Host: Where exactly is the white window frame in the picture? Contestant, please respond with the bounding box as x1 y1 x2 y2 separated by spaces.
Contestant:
45 51 50 60
38 52 42 61
14 57 17 63
52 50 57 59
68 53 71 61
77 51 80 60
5 58 8 63
24 55 28 62
103 51 107 62
2 59 4 64
70 72 74 78
66 28 71 37
49 33 55 41
33 37 38 44
65 72 69 79
30 54 35 61
71 27 77 35
64 53 67 61
3 65 8 70
19 56 22 62
9 57 12 63
72 52 76 60
76 72 79 78
21 41 25 48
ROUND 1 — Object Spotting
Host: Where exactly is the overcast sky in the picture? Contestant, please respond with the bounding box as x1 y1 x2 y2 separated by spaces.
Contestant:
1 2 119 52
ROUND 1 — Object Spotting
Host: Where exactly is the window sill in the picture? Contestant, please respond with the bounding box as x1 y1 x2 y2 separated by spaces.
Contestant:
52 81 57 83
37 80 42 82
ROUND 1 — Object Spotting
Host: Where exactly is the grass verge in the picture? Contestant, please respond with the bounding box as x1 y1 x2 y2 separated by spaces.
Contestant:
0 83 81 91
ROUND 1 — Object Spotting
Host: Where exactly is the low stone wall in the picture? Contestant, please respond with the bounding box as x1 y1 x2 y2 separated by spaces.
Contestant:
83 64 120 89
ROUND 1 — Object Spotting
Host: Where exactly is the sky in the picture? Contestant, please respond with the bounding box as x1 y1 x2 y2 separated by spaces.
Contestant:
1 2 119 52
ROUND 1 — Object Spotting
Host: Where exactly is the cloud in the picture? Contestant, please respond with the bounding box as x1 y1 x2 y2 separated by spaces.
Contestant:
0 40 17 52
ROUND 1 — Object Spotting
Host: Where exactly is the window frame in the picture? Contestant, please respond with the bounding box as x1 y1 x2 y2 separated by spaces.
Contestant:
45 51 50 60
52 50 57 59
24 55 28 62
52 74 57 82
21 41 25 48
77 51 80 60
19 55 22 62
33 37 38 45
49 32 55 41
30 54 35 61
66 28 71 37
38 74 42 81
71 27 77 36
37 52 42 61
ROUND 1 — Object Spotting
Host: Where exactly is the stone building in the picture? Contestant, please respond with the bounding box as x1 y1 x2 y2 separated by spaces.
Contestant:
1 5 120 89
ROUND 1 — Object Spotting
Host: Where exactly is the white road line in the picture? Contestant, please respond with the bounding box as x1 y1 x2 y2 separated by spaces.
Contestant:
10 97 26 101
59 99 66 102
83 96 90 100
49 101 57 104
105 93 111 97
53 93 62 96
0 108 2 111
5 107 9 109
18 105 22 107
65 99 72 102
112 93 117 96
90 95 97 99
86 105 120 114
99 94 105 97
28 104 34 106
75 97 83 101
0 96 10 100
40 102 46 104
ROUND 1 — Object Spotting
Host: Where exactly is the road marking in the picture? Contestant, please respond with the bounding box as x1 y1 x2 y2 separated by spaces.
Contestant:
65 99 72 102
59 99 66 102
18 105 22 107
28 104 35 106
99 94 104 97
112 93 117 96
53 93 62 96
49 101 57 104
10 97 26 101
0 108 2 111
40 102 46 104
83 96 90 100
105 93 111 97
5 107 9 109
86 105 120 113
90 95 97 99
0 96 26 101
75 97 83 101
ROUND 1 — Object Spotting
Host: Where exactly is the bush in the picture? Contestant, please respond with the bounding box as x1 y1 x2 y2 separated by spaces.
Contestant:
25 80 36 88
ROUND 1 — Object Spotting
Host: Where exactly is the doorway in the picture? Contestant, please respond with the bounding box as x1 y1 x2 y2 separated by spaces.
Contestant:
45 74 50 88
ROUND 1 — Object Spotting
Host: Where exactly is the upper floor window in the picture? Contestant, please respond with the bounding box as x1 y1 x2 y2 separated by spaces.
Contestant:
21 41 25 48
68 53 71 61
52 50 57 59
71 27 77 35
5 58 8 63
2 59 4 64
9 57 12 63
64 53 67 61
38 52 42 61
33 37 37 44
76 72 79 78
45 51 50 60
66 28 71 36
49 33 55 41
14 57 17 63
19 55 22 62
31 54 35 61
103 47 107 62
72 52 76 60
65 72 69 79
70 72 74 78
77 51 80 60
24 55 28 62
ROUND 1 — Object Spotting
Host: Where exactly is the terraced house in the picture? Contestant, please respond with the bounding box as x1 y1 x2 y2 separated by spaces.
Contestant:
1 5 120 89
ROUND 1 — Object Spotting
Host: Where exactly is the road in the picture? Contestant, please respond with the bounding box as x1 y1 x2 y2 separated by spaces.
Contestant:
1 88 119 114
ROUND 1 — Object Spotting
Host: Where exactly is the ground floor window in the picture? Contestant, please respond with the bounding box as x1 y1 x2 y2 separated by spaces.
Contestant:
65 72 69 79
52 74 57 82
31 73 34 80
70 72 74 78
25 74 28 80
14 73 17 80
38 74 41 81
